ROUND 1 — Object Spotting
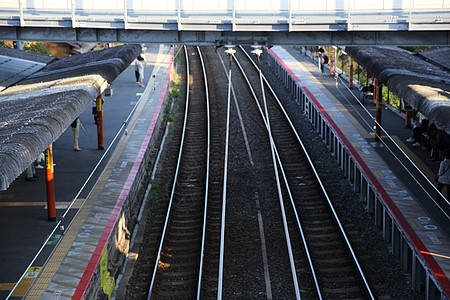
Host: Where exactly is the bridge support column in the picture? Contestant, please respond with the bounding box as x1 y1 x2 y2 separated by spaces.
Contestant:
375 84 383 141
96 94 104 150
45 145 56 222
349 58 354 89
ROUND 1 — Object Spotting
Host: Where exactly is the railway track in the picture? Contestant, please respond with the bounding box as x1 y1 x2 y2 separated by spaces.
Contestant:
147 45 210 299
137 46 378 299
227 46 374 298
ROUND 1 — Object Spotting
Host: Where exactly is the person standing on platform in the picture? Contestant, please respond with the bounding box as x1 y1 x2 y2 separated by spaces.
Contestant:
431 130 450 162
134 59 139 83
71 117 82 151
318 48 328 76
436 149 450 206
136 55 145 88
25 163 37 181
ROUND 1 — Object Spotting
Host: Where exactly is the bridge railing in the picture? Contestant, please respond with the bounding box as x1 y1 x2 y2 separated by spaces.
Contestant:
0 0 448 31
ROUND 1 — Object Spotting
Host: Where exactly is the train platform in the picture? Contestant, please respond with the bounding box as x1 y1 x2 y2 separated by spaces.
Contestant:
0 44 173 299
267 46 450 297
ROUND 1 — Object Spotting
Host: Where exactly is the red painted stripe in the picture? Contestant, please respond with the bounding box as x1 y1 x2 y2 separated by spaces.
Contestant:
73 48 174 299
268 49 302 83
301 88 450 294
269 45 449 295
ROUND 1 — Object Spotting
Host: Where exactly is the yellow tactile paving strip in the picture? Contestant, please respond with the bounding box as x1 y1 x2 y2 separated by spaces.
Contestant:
25 129 133 299
272 46 450 295
21 44 172 299
0 201 83 208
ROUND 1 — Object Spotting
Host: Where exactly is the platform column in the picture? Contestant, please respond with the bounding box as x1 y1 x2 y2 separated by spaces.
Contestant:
375 83 383 141
96 94 104 150
349 58 354 89
45 145 56 222
330 47 335 76
373 78 379 105
405 103 413 128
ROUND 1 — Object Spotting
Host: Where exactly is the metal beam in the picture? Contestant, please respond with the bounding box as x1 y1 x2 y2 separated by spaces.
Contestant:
0 26 449 46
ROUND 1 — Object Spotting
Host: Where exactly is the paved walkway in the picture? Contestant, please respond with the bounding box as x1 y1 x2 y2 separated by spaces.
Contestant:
270 46 450 296
283 46 448 224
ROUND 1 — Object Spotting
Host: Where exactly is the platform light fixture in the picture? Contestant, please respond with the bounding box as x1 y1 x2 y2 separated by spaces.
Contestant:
251 44 263 57
224 44 236 56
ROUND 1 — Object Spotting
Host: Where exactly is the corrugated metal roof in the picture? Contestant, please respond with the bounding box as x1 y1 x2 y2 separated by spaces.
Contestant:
0 44 142 190
0 55 46 91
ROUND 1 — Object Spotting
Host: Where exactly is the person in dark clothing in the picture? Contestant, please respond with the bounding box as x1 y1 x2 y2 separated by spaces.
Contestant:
421 123 438 151
432 130 450 162
409 119 429 146
318 48 327 76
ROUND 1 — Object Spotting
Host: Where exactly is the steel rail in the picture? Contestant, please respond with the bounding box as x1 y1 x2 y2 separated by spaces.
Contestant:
257 50 302 299
147 45 191 298
217 47 233 300
233 49 306 298
196 45 211 299
233 49 321 299
240 45 375 299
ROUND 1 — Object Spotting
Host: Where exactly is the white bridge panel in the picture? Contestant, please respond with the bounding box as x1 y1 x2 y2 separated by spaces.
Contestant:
128 0 176 11
77 0 124 10
0 0 449 43
237 0 284 11
24 0 71 9
6 0 449 11
182 0 231 11
293 0 344 11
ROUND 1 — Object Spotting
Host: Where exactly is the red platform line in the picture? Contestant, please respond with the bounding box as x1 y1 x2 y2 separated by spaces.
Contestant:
73 48 174 299
302 86 449 294
268 47 449 294
268 49 302 83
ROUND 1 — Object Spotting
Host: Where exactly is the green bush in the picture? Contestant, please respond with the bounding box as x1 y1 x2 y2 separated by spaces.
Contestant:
23 42 50 55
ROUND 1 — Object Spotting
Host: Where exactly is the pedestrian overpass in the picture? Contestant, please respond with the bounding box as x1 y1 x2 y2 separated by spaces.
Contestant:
0 0 449 45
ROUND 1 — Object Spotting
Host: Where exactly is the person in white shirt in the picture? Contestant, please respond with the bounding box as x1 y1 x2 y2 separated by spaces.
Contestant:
136 55 145 88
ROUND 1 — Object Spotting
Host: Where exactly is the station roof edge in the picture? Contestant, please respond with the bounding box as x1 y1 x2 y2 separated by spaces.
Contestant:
0 44 142 190
345 46 450 135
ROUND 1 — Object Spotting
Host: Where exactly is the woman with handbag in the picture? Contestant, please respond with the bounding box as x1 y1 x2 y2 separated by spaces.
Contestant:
436 149 450 206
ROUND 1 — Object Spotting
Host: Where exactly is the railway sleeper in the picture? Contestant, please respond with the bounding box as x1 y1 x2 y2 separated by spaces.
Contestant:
158 270 200 278
160 252 201 261
302 224 335 231
166 228 202 236
153 289 197 298
170 214 204 222
318 266 357 274
158 258 200 268
321 286 365 294
164 236 202 244
312 248 347 255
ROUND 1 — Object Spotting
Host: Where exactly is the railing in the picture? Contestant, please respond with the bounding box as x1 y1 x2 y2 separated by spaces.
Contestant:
0 0 448 31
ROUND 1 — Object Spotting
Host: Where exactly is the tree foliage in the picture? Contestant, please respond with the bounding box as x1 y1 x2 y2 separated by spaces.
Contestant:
0 41 50 55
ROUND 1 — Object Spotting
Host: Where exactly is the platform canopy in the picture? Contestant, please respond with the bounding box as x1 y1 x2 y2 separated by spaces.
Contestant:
345 46 450 135
0 44 141 190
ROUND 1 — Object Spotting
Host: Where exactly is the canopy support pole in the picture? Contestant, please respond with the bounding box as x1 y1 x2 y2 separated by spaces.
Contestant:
96 94 104 150
45 145 56 222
